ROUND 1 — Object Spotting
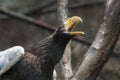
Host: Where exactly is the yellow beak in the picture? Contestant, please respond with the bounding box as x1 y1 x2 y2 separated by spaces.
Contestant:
64 16 85 35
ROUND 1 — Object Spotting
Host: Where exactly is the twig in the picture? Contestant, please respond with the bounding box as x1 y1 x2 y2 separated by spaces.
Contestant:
29 1 104 15
26 1 57 16
70 1 104 9
0 1 104 19
74 36 91 46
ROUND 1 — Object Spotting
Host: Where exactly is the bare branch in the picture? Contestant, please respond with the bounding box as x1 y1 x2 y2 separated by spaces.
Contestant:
57 0 68 24
0 7 55 31
70 0 120 80
70 1 104 10
60 42 73 80
0 1 104 19
33 1 104 15
26 1 57 16
57 0 74 80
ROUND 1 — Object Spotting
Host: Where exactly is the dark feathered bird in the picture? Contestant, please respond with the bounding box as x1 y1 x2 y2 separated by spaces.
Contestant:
0 16 84 80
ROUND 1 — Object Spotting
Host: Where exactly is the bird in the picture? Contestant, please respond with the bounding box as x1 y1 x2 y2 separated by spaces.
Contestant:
0 16 84 80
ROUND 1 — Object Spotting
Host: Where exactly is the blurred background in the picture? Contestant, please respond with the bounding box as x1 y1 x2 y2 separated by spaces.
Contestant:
0 0 119 80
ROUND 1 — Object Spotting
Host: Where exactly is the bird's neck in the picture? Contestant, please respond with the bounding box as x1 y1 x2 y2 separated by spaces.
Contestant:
24 36 70 80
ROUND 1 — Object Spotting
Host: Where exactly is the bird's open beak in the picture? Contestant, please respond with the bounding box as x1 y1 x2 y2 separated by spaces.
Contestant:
64 16 85 35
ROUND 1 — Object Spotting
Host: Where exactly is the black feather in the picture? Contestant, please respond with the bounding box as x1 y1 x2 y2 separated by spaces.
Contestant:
0 27 75 80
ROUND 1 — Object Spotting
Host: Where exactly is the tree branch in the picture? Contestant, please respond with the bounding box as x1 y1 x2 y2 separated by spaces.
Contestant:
0 7 55 32
31 1 104 15
57 0 73 80
26 1 57 16
70 0 120 80
70 1 104 10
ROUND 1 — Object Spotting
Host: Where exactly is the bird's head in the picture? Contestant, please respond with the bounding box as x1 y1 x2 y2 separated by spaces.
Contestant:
53 16 85 45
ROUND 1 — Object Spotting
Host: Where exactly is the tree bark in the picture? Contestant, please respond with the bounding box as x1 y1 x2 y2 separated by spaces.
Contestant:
57 0 73 80
70 0 120 80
